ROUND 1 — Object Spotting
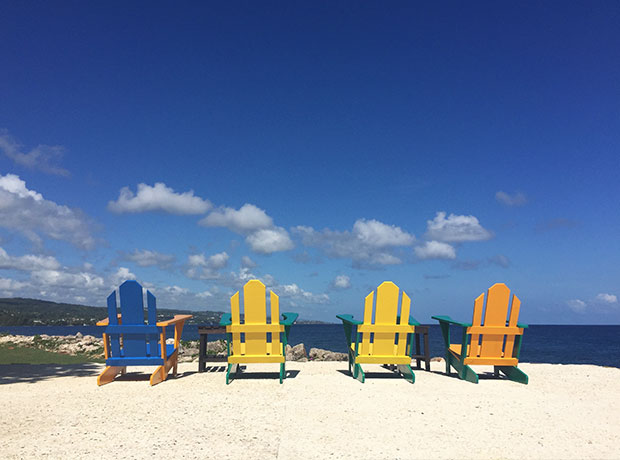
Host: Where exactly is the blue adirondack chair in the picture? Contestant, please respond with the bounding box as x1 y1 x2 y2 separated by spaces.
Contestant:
96 280 192 386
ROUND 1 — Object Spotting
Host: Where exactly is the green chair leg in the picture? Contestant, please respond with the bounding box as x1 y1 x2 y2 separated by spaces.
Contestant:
448 357 479 383
495 365 528 384
397 364 415 384
353 363 365 383
226 363 239 385
279 362 285 384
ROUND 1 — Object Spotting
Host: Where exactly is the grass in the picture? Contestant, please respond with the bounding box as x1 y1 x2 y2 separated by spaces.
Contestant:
0 343 103 365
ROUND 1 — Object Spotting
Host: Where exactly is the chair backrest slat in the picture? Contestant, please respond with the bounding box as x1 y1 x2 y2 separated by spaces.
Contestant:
503 294 521 358
476 283 519 359
359 282 414 357
146 290 159 356
117 280 147 357
468 293 485 358
230 280 282 357
106 291 121 357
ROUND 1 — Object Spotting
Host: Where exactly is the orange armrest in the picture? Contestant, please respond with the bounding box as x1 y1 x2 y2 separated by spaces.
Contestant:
96 314 122 326
157 314 193 327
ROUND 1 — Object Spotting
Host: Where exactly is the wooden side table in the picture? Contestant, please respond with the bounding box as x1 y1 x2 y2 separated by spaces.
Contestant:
198 325 227 372
410 325 431 371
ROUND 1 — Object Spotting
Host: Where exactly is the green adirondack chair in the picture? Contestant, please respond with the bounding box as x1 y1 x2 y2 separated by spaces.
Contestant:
337 281 420 383
432 283 528 384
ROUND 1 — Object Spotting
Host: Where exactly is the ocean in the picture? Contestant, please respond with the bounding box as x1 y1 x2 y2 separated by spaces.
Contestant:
2 324 619 368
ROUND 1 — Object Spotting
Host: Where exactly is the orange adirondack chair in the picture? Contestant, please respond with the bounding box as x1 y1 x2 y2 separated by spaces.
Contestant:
432 283 528 384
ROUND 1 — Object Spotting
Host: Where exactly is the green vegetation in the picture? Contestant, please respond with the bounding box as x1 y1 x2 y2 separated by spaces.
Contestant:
0 343 102 364
0 297 224 326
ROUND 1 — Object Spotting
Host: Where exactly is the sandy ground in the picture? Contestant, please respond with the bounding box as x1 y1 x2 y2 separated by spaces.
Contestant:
0 361 619 460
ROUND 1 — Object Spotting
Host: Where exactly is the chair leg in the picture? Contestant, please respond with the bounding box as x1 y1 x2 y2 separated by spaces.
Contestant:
495 365 528 384
149 365 167 386
397 364 415 384
354 363 365 383
226 363 238 385
97 366 123 386
451 359 478 384
280 362 285 384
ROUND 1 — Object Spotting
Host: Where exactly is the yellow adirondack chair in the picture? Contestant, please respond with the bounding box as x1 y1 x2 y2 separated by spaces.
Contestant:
219 279 298 384
337 281 420 383
432 283 528 384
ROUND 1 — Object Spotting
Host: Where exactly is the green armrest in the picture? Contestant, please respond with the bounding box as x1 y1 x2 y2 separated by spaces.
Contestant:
397 315 421 326
431 315 472 328
219 313 232 327
280 312 298 326
517 322 529 328
336 314 363 326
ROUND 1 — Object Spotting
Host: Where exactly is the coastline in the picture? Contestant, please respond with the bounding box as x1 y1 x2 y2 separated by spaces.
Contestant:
1 360 619 459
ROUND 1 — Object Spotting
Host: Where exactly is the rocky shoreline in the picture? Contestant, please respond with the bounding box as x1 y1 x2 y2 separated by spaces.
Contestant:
0 333 348 362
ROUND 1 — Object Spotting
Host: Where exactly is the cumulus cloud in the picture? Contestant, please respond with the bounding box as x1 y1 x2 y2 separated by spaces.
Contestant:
495 191 527 207
277 283 330 304
185 251 230 279
200 203 293 254
293 219 414 266
108 182 212 215
199 204 273 233
0 247 61 271
0 277 27 292
0 174 96 249
246 227 294 254
241 256 257 268
567 299 587 313
0 129 70 176
414 241 456 260
425 212 492 243
31 269 105 290
110 267 136 286
331 275 351 289
488 254 511 268
596 293 617 304
121 249 175 268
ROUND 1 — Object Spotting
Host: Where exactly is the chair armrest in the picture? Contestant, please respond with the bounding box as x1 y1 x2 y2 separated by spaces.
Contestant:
431 315 472 327
156 314 192 327
408 315 421 326
517 322 528 329
336 314 363 326
219 313 232 326
96 313 122 326
280 312 298 326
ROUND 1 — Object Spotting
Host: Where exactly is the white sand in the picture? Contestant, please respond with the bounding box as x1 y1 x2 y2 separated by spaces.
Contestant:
1 361 619 459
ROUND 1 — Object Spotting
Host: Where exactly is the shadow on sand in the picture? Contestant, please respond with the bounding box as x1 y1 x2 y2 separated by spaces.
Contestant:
0 363 101 385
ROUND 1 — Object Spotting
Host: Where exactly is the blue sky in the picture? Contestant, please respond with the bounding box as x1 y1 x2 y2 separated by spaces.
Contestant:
0 2 618 323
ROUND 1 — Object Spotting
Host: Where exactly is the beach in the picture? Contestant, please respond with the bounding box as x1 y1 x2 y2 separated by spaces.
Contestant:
1 361 619 459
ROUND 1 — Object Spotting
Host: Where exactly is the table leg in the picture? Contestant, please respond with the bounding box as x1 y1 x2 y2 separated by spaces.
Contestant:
415 333 421 369
424 330 430 371
199 333 207 373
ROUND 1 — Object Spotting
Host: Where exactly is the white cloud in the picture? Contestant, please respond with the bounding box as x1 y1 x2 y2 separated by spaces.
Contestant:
596 293 617 304
200 203 293 254
567 299 587 313
0 247 61 271
110 267 136 286
496 191 527 207
278 283 330 304
197 290 214 298
0 277 27 291
414 241 456 260
200 203 273 233
353 219 415 247
425 212 492 243
332 275 351 289
293 218 414 266
241 255 257 268
185 252 230 280
0 174 96 249
31 270 105 290
246 227 294 254
108 182 212 215
122 249 175 268
0 129 70 176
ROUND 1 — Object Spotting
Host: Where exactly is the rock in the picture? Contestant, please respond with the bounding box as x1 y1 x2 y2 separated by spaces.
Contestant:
308 347 347 361
75 332 83 339
286 343 308 361
431 356 444 362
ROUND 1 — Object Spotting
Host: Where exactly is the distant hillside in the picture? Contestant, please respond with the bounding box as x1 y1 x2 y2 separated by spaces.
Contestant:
0 298 224 326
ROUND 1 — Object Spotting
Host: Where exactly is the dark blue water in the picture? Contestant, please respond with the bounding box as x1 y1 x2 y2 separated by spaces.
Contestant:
2 324 619 368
